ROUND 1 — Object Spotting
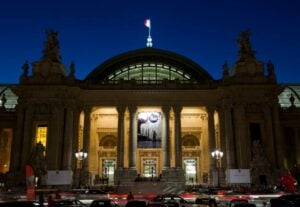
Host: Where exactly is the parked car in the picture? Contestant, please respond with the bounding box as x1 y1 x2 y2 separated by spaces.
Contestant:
270 194 300 207
125 200 148 207
52 199 86 207
0 200 41 207
151 194 189 205
227 199 249 207
163 201 182 207
90 199 118 207
147 203 167 207
193 197 218 207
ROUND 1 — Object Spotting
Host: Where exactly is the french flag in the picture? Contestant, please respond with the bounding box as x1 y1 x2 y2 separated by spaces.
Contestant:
144 19 151 28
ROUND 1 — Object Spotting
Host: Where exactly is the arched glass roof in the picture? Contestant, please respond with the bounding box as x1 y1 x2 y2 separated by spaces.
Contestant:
278 85 300 108
0 85 18 110
85 48 213 82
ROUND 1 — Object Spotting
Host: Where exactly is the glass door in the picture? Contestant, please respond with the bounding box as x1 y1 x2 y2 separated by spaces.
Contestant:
102 160 115 184
184 159 197 184
143 159 156 177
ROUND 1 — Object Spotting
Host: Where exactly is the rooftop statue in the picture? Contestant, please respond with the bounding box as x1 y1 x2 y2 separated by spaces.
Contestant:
237 30 256 62
42 30 62 63
21 61 29 78
69 61 75 78
222 61 229 77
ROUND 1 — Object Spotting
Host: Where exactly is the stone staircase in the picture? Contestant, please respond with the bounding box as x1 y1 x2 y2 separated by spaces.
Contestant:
116 181 185 194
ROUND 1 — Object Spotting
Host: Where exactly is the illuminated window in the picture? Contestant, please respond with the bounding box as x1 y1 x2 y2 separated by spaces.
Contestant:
36 125 48 148
107 62 191 81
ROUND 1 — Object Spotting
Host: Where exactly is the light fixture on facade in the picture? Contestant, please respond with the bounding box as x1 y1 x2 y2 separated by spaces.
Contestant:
211 149 224 160
211 149 223 187
75 150 88 161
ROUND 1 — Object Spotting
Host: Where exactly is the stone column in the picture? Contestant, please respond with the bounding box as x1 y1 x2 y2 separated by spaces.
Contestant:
128 106 137 169
117 106 126 168
263 105 276 167
11 104 25 171
272 105 284 168
48 106 64 169
62 107 74 170
21 105 34 168
233 104 249 168
295 128 300 164
162 105 171 169
82 107 91 170
173 105 182 168
223 105 236 169
72 109 80 169
207 107 216 170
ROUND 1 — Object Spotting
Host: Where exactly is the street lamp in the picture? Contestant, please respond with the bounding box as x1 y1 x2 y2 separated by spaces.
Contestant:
75 149 88 187
75 150 88 162
211 149 223 187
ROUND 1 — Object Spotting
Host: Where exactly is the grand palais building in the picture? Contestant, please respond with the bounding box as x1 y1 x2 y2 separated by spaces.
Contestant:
0 30 299 192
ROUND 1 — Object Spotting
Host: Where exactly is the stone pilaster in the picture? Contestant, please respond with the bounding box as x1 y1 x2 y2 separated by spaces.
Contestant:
128 106 137 169
233 104 249 168
295 128 300 164
173 105 182 168
21 105 34 168
162 105 171 169
223 105 236 169
207 107 216 170
47 105 65 170
82 107 91 170
263 104 276 167
117 106 126 168
62 107 74 170
11 105 25 171
272 105 284 168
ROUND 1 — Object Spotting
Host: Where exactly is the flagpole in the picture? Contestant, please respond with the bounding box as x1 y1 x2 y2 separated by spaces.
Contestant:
146 18 153 47
148 18 151 37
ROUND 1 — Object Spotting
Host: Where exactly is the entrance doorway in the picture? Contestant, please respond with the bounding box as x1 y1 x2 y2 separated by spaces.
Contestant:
143 159 156 178
184 159 197 184
102 160 115 185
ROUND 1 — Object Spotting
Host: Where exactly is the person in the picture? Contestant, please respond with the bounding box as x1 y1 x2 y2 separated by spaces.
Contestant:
55 191 61 199
127 191 134 200
38 194 45 207
47 195 54 207
280 170 297 193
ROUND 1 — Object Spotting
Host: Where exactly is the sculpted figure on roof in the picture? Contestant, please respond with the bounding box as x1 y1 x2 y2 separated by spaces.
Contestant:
237 30 256 62
42 30 61 63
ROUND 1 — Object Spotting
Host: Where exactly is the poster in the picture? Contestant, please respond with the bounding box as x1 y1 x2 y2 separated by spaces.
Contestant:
137 112 161 148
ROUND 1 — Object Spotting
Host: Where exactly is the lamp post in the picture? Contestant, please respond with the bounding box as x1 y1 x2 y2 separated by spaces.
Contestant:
75 149 88 187
211 149 223 188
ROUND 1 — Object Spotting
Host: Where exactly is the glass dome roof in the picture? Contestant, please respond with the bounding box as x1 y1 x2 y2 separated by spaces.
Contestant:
85 48 213 82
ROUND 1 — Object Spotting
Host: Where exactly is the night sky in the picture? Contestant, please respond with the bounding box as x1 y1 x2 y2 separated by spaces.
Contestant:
0 0 299 84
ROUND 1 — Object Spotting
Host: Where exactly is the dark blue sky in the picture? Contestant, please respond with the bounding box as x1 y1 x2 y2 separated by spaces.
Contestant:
0 0 299 84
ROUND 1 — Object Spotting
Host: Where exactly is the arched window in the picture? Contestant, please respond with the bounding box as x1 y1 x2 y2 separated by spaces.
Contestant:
99 135 117 149
182 135 199 148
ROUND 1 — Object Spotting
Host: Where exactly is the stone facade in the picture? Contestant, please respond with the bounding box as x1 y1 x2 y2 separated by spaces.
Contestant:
0 30 299 191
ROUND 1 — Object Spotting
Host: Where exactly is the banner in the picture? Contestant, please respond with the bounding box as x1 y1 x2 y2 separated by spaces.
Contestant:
26 165 36 201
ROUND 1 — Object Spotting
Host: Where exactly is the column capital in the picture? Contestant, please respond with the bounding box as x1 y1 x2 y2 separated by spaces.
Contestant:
83 106 92 114
206 106 216 114
172 105 182 115
162 105 171 114
128 105 137 114
116 105 126 114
